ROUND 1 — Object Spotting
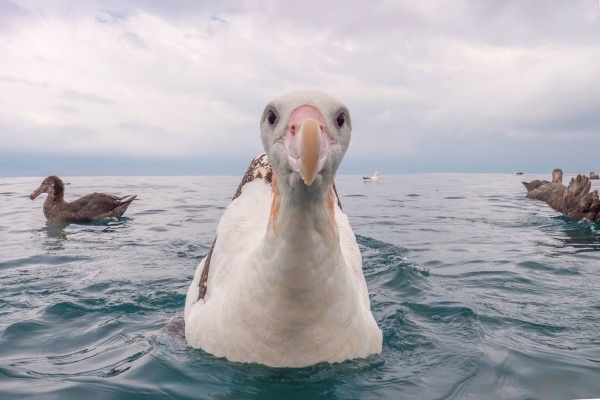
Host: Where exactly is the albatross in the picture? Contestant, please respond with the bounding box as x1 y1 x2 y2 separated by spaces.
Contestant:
30 176 137 223
184 90 383 367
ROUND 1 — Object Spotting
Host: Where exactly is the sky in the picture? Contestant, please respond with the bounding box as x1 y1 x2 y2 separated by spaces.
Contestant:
1 0 599 176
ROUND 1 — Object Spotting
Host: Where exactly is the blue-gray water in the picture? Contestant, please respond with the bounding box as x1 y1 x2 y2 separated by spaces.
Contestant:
1 174 599 400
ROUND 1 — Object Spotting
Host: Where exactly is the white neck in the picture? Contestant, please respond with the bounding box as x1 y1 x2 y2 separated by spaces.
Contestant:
258 182 344 300
235 179 355 330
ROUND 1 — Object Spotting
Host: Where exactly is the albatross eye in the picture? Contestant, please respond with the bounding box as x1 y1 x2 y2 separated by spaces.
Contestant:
266 109 278 126
335 112 346 128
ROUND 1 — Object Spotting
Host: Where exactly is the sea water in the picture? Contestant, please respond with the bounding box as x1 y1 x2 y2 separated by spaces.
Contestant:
1 174 599 399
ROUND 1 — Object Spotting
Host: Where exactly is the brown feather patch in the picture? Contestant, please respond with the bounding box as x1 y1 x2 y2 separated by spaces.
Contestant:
198 237 216 300
232 154 273 201
332 181 342 210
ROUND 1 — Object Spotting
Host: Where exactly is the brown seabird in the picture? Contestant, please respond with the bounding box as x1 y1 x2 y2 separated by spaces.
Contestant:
522 168 563 195
523 171 600 222
30 175 137 223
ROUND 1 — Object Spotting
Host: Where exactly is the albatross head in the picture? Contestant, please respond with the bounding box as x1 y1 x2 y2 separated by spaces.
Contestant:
30 175 68 200
260 90 351 191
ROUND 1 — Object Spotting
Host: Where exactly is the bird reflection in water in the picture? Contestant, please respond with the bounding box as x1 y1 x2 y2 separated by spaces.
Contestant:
39 221 69 251
39 219 129 251
42 221 69 239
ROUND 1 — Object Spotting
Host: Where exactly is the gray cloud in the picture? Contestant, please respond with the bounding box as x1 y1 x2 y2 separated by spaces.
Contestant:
0 75 49 89
0 0 28 32
95 10 130 24
120 31 147 49
61 89 115 105
54 103 80 114
118 121 160 131
0 0 599 174
0 122 99 153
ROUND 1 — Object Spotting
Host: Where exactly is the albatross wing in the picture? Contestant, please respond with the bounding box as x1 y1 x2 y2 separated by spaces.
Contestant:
185 154 274 307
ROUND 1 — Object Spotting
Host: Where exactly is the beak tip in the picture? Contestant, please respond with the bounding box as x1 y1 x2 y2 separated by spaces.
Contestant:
300 166 317 187
30 186 44 200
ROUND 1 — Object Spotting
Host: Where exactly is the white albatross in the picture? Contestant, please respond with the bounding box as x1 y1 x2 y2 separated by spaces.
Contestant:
363 171 380 182
184 90 382 368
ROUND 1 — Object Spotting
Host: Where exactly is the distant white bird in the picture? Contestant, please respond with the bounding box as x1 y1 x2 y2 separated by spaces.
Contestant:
184 90 383 368
363 171 380 182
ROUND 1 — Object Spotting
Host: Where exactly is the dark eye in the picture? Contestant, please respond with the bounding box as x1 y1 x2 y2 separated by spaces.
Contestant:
335 112 346 128
266 109 278 126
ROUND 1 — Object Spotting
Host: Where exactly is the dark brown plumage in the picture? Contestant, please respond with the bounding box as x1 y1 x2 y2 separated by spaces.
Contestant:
523 171 600 222
30 176 137 223
589 172 599 180
561 175 600 222
522 168 563 194
525 181 567 213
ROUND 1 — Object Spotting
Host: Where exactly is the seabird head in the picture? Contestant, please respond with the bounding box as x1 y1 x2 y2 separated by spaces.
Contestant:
259 90 351 190
30 175 68 200
552 168 563 184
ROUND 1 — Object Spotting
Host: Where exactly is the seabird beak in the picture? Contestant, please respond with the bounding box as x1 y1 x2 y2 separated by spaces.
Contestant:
297 119 321 186
283 106 331 186
30 185 45 200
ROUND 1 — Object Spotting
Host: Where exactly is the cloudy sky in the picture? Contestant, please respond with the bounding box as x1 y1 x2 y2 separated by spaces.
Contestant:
1 0 599 176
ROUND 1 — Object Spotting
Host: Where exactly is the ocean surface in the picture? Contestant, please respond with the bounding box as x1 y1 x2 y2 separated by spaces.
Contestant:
1 173 599 400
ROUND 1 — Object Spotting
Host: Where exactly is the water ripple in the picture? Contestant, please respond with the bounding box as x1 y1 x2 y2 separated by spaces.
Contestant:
0 174 598 399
